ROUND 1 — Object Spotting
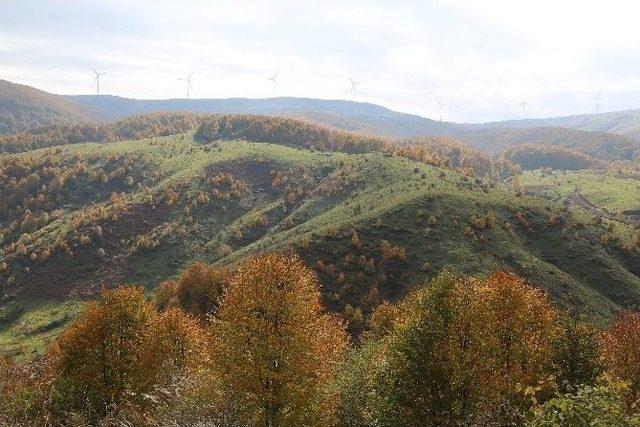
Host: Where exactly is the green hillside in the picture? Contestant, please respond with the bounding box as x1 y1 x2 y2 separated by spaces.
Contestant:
2 130 640 358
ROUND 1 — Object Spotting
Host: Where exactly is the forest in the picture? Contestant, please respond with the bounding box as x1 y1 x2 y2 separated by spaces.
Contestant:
3 253 640 426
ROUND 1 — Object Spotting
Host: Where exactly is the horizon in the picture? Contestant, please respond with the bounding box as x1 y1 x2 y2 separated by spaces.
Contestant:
2 1 640 122
7 77 640 126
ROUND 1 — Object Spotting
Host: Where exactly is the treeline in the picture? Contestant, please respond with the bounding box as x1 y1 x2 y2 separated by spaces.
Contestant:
0 112 202 154
393 136 520 178
194 114 386 154
1 112 519 179
501 143 606 170
195 115 519 178
4 254 640 426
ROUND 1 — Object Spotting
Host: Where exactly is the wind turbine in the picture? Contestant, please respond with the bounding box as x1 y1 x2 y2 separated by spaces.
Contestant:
178 73 193 98
518 99 531 119
349 77 361 99
436 98 447 122
589 91 602 114
267 71 278 96
92 69 107 95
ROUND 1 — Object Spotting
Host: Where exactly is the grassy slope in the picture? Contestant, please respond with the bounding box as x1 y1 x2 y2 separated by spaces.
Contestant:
521 169 640 213
2 134 640 357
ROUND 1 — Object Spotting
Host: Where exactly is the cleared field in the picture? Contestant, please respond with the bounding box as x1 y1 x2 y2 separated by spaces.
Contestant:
522 169 640 213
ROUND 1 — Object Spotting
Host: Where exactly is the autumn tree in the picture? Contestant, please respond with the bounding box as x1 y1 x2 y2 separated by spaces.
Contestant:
153 261 230 318
551 315 603 391
208 253 348 426
600 311 640 403
51 286 202 422
347 270 559 426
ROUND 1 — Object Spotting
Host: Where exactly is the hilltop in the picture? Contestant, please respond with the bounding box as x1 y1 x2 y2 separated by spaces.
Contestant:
0 80 99 134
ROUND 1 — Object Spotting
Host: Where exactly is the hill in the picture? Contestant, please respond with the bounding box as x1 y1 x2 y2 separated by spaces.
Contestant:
69 94 457 137
0 80 98 134
478 109 640 141
4 79 640 161
451 126 640 160
2 115 640 358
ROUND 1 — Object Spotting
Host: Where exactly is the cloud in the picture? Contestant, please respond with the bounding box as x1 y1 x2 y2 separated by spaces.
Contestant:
1 0 639 122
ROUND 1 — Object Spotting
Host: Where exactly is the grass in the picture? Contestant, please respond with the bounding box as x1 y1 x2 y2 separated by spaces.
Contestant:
521 169 640 213
3 134 640 356
0 297 83 360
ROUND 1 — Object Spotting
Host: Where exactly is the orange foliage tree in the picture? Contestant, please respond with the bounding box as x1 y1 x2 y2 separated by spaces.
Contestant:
208 253 348 426
601 311 640 403
52 286 202 421
153 261 231 318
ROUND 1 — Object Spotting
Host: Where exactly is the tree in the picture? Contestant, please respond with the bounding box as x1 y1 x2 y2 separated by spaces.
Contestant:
361 271 558 426
601 311 640 403
153 261 230 318
208 253 348 426
466 272 558 406
529 382 640 426
551 315 602 392
51 286 201 422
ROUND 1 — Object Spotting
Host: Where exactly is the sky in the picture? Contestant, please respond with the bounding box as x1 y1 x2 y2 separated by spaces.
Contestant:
1 0 640 123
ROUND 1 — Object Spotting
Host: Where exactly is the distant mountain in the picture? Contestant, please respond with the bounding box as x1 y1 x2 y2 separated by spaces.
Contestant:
3 79 640 161
450 126 640 161
0 80 98 134
477 110 640 141
69 94 457 137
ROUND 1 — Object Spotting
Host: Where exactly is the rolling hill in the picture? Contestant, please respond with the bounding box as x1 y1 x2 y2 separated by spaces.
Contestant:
478 109 640 141
2 115 640 358
0 80 99 134
450 126 640 161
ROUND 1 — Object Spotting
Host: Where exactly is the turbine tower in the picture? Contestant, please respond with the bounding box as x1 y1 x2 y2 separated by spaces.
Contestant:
349 77 361 99
518 99 531 119
178 73 193 98
268 71 278 96
589 91 602 114
436 98 447 122
92 69 107 95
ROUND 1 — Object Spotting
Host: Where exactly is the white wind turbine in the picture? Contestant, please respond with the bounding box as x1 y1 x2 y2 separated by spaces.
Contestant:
436 98 447 121
178 73 193 98
349 77 362 99
267 71 278 96
589 91 602 114
518 98 531 119
92 69 107 95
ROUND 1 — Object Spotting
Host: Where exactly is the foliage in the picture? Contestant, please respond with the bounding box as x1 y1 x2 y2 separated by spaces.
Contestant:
502 143 605 170
601 311 640 403
529 381 640 426
153 261 231 318
551 316 603 392
207 253 349 426
339 270 560 426
50 286 202 423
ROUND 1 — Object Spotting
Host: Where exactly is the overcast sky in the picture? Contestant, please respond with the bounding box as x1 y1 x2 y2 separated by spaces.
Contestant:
2 0 640 122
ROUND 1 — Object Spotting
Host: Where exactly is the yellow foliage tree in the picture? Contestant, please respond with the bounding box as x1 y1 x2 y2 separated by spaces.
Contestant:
208 253 348 426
